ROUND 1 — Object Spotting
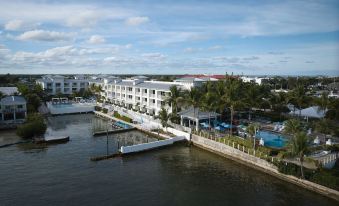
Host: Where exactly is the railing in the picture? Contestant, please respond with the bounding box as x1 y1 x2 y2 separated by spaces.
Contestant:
193 130 277 164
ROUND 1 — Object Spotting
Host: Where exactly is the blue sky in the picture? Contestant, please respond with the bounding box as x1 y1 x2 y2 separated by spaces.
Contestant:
0 0 338 75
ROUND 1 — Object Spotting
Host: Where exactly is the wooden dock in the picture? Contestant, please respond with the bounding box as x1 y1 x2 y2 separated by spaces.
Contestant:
35 136 70 144
93 127 136 136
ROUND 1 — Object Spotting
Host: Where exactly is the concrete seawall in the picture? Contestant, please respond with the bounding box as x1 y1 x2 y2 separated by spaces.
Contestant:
192 134 339 202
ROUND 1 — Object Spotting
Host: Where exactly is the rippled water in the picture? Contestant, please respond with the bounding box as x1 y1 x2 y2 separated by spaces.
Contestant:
0 114 337 206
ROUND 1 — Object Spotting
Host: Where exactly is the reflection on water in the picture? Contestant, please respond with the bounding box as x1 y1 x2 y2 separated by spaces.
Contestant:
0 114 337 206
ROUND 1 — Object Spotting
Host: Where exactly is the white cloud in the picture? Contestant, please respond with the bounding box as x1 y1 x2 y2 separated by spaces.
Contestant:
125 16 149 26
141 52 166 60
16 30 74 42
208 45 222 50
4 19 39 31
66 11 100 28
88 35 106 44
183 47 203 53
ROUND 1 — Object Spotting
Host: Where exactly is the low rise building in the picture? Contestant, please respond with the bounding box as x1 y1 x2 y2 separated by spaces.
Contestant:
94 77 181 115
36 75 89 95
0 96 27 122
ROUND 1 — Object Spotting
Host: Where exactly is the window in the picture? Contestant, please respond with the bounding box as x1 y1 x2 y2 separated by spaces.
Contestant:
17 105 23 109
55 83 61 87
122 94 125 97
152 90 155 94
144 89 147 93
161 91 165 96
122 87 125 91
128 87 133 92
128 95 132 99
144 98 147 102
136 88 140 92
152 99 155 103
137 97 140 100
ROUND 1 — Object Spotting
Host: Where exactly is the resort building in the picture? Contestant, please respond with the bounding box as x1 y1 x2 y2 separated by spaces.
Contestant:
90 75 221 115
240 76 268 85
93 76 182 115
0 96 27 122
174 75 222 90
36 75 89 95
0 87 19 96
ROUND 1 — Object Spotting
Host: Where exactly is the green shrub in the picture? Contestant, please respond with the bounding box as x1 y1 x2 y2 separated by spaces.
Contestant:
113 111 132 123
102 108 108 114
16 113 47 138
114 111 120 118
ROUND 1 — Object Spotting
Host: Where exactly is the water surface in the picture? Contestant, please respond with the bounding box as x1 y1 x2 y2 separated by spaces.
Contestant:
0 114 337 206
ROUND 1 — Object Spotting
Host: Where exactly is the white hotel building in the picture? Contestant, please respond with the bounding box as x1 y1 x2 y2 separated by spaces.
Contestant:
90 76 183 115
36 75 89 95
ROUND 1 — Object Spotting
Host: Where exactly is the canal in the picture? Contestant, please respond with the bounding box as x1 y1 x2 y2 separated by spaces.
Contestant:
0 114 337 205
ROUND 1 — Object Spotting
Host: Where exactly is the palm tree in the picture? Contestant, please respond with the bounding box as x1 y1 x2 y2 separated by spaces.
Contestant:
222 79 244 137
289 132 309 179
158 108 169 129
247 123 259 149
314 92 330 119
244 83 261 120
165 86 184 123
201 90 217 129
184 87 201 131
290 84 308 118
284 119 302 135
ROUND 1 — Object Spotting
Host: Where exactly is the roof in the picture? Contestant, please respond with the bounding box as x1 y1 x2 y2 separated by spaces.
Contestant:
0 87 18 95
175 77 205 82
181 74 226 79
131 75 149 80
0 96 26 105
178 107 220 120
137 82 178 91
289 106 326 118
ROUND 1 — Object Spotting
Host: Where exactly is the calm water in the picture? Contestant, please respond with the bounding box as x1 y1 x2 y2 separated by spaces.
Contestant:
0 114 337 206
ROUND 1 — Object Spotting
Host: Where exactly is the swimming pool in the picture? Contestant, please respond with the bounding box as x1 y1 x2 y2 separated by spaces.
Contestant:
256 130 288 148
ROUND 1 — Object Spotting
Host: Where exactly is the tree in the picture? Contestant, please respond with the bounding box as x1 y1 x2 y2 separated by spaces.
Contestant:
25 93 41 113
289 84 309 118
184 87 201 131
314 92 330 119
247 123 259 149
244 83 261 120
16 113 47 138
222 79 244 137
201 91 217 129
165 86 184 123
289 132 309 179
284 119 302 135
158 108 169 129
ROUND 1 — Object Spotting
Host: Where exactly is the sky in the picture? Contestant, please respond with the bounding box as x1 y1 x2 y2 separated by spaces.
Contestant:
0 0 338 75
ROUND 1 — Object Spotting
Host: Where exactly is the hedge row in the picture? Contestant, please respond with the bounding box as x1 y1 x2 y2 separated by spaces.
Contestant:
113 111 132 123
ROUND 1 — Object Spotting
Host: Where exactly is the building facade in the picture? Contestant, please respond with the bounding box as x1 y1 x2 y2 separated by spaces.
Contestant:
0 96 27 122
94 77 181 115
36 75 89 95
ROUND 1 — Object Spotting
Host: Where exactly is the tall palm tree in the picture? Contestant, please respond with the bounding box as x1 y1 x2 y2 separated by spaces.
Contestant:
244 83 261 120
284 119 302 135
222 79 244 137
290 84 308 118
159 108 169 129
289 132 309 179
314 92 330 119
201 90 217 129
184 87 201 131
165 86 184 121
247 123 259 149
